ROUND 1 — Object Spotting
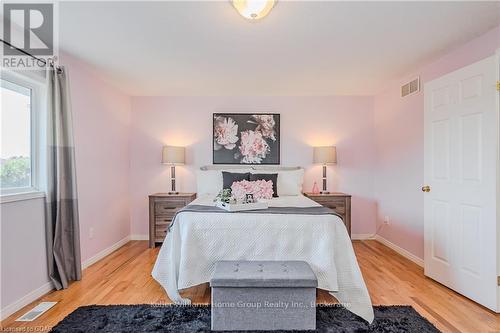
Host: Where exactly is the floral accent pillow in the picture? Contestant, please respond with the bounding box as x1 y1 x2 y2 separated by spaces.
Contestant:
249 173 278 197
231 179 274 201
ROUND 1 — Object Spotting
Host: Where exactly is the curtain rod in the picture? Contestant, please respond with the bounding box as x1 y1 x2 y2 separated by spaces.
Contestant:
1 38 60 69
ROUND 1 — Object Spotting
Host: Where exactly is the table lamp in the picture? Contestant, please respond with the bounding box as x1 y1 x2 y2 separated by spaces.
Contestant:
162 145 185 194
313 146 337 194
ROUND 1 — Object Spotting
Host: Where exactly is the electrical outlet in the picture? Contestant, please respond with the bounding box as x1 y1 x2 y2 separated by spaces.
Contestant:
89 227 94 239
383 216 390 225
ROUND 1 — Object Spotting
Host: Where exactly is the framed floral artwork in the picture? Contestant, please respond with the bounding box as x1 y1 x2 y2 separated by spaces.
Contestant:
213 113 280 164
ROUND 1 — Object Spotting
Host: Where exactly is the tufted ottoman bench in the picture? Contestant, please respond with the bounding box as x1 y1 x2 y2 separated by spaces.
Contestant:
210 260 318 331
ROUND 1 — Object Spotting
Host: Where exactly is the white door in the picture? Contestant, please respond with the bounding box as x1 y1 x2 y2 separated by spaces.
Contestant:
424 55 499 312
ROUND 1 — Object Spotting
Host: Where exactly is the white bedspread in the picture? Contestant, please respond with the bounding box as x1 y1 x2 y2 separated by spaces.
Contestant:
152 194 374 323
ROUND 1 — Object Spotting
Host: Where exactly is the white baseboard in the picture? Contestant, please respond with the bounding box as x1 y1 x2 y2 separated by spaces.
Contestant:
0 281 54 321
351 233 376 240
375 235 424 267
130 234 148 240
81 235 130 269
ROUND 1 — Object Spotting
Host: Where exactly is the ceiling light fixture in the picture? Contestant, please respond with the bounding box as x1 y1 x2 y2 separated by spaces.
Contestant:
231 0 276 20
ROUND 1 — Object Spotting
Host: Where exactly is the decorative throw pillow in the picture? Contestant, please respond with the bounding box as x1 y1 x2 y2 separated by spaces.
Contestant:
249 173 278 197
222 172 250 190
231 180 274 201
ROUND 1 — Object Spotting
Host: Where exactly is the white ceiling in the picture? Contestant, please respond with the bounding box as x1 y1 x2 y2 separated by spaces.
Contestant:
59 1 500 96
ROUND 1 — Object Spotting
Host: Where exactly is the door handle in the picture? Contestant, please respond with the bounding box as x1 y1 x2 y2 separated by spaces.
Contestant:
422 185 431 192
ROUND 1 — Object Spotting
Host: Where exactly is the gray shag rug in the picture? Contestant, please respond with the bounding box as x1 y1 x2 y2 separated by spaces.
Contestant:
50 304 440 332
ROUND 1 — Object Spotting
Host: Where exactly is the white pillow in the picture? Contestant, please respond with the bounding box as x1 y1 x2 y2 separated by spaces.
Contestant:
277 169 304 196
196 170 222 195
250 169 304 196
196 168 253 195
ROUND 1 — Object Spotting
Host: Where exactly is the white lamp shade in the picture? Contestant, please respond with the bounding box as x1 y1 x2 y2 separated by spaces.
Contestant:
162 146 185 165
313 146 337 164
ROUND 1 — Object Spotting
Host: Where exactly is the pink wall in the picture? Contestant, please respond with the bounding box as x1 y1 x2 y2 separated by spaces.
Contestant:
1 198 49 313
373 25 500 259
129 96 377 237
61 53 132 262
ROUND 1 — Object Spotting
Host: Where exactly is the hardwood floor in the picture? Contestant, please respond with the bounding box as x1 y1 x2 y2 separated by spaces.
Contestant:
1 240 498 332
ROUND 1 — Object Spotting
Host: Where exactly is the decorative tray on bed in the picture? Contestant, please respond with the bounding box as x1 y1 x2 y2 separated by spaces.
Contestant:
215 201 269 212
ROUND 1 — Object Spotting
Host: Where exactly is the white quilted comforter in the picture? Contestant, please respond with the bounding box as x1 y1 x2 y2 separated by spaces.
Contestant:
152 194 374 323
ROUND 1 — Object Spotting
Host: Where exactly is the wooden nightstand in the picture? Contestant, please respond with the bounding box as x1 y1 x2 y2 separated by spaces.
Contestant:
304 192 352 237
148 193 196 248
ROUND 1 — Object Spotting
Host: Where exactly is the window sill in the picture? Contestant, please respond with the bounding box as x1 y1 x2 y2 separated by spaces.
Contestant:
0 191 45 204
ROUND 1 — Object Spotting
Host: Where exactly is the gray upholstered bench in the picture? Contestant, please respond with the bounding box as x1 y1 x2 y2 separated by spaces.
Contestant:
210 260 318 331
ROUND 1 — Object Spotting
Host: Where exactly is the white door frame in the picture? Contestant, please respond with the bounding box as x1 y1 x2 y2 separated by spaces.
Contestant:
495 48 500 312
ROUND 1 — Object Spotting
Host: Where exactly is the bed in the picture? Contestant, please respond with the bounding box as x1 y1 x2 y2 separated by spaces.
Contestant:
152 177 374 323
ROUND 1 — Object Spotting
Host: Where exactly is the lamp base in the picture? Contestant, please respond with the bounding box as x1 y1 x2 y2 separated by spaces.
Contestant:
320 191 330 195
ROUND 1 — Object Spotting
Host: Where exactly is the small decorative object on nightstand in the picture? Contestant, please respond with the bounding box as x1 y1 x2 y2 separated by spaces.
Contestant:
162 145 185 194
304 192 351 237
311 181 320 194
313 146 337 194
148 193 196 248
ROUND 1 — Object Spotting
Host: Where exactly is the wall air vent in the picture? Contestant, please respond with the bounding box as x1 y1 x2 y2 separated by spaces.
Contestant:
401 77 420 97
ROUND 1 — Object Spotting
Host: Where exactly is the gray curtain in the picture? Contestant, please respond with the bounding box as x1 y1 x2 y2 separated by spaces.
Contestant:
45 62 81 290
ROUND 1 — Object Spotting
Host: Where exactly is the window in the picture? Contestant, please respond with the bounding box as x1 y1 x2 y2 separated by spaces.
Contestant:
0 73 42 196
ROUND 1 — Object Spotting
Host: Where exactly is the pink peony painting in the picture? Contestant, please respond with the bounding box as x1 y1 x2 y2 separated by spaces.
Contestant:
213 113 280 164
213 116 239 150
